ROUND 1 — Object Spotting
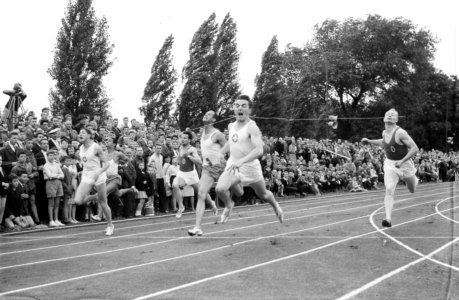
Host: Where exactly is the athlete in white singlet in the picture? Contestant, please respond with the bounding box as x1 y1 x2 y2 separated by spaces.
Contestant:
74 128 114 236
362 108 418 227
83 136 133 205
215 95 284 224
188 111 226 236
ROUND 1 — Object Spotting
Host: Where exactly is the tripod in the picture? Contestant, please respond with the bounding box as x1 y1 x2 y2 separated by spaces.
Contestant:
2 95 25 130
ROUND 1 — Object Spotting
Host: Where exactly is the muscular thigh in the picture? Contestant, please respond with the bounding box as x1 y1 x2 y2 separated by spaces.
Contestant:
199 173 215 195
216 169 240 191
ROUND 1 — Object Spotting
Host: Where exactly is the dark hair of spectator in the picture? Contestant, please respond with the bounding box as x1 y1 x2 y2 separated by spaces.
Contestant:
183 131 193 141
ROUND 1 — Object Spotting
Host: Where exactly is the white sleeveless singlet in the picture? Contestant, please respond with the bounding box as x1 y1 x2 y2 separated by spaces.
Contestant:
79 142 101 172
201 130 223 166
228 120 254 160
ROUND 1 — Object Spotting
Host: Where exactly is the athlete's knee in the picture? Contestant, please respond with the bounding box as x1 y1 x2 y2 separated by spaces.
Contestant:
197 191 208 201
385 187 396 197
215 184 229 196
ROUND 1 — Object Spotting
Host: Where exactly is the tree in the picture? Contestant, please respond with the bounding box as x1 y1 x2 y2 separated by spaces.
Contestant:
177 13 242 130
212 13 241 120
48 0 114 120
177 13 218 130
252 36 287 136
139 34 177 125
300 15 437 139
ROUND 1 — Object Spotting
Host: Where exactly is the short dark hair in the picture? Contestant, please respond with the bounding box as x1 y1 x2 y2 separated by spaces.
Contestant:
183 131 193 141
235 94 253 108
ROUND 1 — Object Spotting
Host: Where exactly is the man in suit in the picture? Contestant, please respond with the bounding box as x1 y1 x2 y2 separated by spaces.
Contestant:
1 131 20 175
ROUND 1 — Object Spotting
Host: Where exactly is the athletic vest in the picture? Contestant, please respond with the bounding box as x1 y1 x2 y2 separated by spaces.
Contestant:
79 142 101 172
201 130 222 166
106 159 118 176
382 127 408 160
179 146 194 172
229 120 254 160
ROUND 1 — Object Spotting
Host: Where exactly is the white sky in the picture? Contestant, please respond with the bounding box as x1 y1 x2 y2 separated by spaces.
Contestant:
0 0 457 121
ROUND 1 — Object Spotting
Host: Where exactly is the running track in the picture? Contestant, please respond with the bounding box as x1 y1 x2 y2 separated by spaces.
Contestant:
1 182 458 299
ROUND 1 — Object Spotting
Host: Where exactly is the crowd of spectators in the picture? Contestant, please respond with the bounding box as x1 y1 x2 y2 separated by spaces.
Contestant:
0 101 458 232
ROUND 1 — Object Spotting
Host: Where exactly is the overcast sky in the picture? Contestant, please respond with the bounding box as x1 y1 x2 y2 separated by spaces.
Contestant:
0 0 457 121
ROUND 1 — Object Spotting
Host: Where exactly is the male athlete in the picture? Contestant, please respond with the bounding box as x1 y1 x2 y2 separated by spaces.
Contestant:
215 95 284 224
362 108 419 227
188 111 226 236
74 128 114 235
174 131 217 219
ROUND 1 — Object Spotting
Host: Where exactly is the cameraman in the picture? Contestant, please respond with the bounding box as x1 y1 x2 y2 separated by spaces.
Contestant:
3 83 27 129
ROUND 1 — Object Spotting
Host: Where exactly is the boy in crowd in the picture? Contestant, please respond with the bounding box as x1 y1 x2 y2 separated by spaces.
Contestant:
43 150 65 227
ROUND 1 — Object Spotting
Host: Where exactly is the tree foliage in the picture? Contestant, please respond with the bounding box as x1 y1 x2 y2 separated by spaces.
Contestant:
252 36 287 136
48 0 114 120
252 15 457 150
177 13 241 130
139 34 177 125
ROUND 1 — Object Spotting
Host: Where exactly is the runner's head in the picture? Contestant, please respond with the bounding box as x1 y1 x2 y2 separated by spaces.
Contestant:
384 109 398 124
182 131 193 146
233 94 252 122
203 110 217 125
78 127 93 143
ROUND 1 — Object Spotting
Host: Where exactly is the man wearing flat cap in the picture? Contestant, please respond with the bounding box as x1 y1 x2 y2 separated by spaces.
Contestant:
48 128 61 151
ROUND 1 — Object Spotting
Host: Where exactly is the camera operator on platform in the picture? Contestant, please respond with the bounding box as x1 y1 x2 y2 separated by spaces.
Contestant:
3 83 27 129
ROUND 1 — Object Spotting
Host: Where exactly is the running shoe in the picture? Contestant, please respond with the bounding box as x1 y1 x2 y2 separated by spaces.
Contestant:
49 221 58 227
55 220 65 226
220 201 234 224
105 225 115 236
382 219 392 228
176 206 185 219
90 215 102 222
188 227 203 236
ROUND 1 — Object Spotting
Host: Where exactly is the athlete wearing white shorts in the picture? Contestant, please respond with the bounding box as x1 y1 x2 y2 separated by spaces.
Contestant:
73 128 114 236
188 110 226 236
215 95 284 224
173 131 210 219
362 108 419 227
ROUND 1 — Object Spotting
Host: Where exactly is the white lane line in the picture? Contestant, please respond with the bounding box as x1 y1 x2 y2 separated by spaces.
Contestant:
336 197 459 300
0 197 445 297
0 189 388 245
132 197 457 300
337 238 459 300
0 193 437 270
370 200 459 271
0 183 444 245
0 191 406 256
436 197 459 224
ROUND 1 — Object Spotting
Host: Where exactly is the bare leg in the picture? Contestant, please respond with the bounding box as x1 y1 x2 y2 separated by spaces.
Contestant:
173 177 186 218
383 169 399 223
250 180 284 223
94 182 113 227
29 195 40 224
405 175 418 193
47 198 55 222
53 198 60 222
215 170 241 224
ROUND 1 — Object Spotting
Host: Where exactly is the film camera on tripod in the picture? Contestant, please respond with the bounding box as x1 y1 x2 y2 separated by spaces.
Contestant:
2 83 27 130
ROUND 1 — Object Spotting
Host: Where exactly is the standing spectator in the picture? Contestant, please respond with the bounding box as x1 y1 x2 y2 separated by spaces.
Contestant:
43 150 65 227
60 156 74 224
148 144 167 213
1 131 20 175
134 161 151 217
